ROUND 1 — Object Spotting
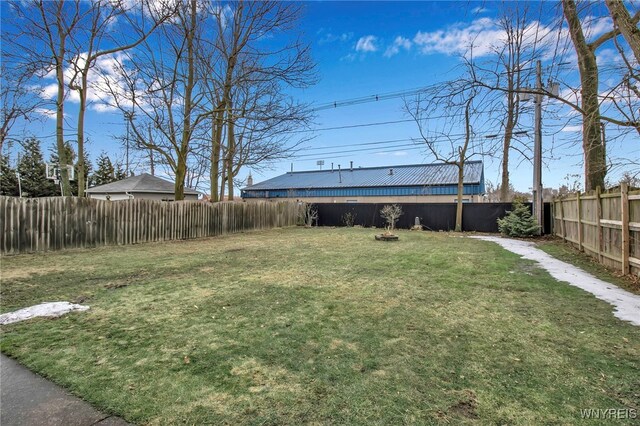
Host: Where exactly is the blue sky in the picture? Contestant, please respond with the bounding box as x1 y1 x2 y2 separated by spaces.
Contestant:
4 1 638 194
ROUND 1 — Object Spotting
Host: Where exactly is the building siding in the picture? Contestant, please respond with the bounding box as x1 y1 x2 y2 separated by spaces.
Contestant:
245 194 482 204
242 183 484 200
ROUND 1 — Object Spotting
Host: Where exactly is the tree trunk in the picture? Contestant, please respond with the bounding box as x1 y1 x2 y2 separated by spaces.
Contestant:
455 99 472 232
226 101 235 201
174 154 186 200
55 24 71 196
219 167 226 201
175 0 197 200
455 162 465 232
210 107 224 202
563 0 606 191
500 83 516 201
76 74 88 197
605 0 640 63
500 131 511 201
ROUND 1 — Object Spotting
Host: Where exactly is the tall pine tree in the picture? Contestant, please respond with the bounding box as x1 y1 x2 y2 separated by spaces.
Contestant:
114 161 127 181
92 152 116 186
18 138 58 197
0 155 19 196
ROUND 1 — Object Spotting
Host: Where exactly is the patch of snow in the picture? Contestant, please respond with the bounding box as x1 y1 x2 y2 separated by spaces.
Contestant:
0 302 89 325
470 236 640 326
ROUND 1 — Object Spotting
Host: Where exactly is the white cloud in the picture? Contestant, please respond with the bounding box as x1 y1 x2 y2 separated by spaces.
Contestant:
557 86 581 106
41 83 59 100
413 17 506 57
355 35 378 53
34 108 57 120
36 51 132 114
384 36 412 58
318 31 353 45
561 125 582 132
412 18 560 59
376 151 408 157
583 15 613 40
595 47 628 67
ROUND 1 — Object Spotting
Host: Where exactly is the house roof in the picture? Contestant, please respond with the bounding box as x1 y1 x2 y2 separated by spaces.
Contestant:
86 173 199 195
243 161 484 191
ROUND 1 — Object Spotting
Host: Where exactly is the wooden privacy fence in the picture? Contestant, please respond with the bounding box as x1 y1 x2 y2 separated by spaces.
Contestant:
552 183 640 276
0 197 303 255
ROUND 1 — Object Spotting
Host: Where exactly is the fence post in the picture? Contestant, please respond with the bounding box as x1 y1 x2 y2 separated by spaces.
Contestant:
621 182 629 275
559 199 566 242
595 186 602 263
576 191 583 251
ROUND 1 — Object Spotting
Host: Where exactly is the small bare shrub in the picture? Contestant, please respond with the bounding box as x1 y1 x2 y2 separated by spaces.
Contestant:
380 204 403 233
301 203 318 227
342 211 356 227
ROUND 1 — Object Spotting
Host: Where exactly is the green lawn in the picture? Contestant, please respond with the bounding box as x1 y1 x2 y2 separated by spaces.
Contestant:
1 228 638 425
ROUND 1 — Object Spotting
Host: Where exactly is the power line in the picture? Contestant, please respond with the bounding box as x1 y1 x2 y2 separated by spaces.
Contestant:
291 119 416 133
293 142 421 159
293 132 504 159
311 84 441 112
295 128 526 153
298 145 429 162
297 139 490 163
290 113 470 134
296 137 415 152
309 63 583 113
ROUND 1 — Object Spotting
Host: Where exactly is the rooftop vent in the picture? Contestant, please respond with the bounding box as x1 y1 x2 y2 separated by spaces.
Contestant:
388 168 394 176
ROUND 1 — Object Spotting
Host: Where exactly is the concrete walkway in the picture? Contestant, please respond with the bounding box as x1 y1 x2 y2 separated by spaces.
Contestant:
471 236 640 326
1 354 130 426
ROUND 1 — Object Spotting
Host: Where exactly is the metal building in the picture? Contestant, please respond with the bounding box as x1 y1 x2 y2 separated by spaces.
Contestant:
241 161 485 203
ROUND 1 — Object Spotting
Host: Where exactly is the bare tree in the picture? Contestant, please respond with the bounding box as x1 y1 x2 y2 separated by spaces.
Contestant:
557 0 639 191
7 0 88 195
0 61 48 153
493 6 536 201
67 0 173 196
562 0 610 191
200 1 316 202
465 2 638 192
106 0 205 200
222 80 314 198
405 82 487 232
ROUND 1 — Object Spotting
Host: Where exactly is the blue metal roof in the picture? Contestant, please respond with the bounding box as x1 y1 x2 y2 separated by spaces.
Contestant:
243 161 484 191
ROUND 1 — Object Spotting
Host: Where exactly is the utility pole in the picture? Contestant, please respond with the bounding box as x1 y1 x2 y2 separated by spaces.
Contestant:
148 127 155 176
125 118 129 177
125 110 135 177
533 60 543 235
